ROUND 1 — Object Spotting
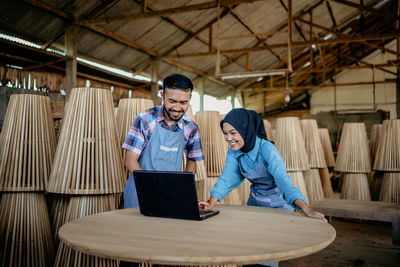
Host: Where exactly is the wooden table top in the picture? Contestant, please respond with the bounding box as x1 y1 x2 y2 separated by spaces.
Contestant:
59 205 336 265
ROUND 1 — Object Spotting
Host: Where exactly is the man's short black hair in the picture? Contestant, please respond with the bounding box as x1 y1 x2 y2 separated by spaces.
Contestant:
162 73 193 93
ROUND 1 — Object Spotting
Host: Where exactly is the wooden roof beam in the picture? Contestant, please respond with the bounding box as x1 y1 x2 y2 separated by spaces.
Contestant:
332 0 399 20
342 54 397 76
326 0 337 28
79 0 264 25
278 0 307 41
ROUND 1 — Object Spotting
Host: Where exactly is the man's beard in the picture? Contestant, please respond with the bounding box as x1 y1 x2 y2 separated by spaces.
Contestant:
164 106 184 122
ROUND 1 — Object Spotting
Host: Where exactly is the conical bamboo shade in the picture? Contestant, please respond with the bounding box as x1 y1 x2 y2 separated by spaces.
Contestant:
341 173 371 200
370 171 384 201
48 194 70 249
374 119 400 171
0 192 55 266
0 94 56 191
300 119 326 168
195 111 228 177
208 177 241 205
54 194 118 267
288 171 309 204
47 88 125 194
318 128 335 167
263 119 275 142
335 123 371 173
275 117 309 171
303 169 324 204
370 124 383 162
319 168 334 198
379 172 400 203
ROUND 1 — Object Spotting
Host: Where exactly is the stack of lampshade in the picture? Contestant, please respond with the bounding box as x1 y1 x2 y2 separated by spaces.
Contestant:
373 119 400 203
335 123 371 200
300 120 331 203
275 117 309 204
263 119 275 142
46 88 125 266
0 94 56 266
369 124 383 200
195 111 241 205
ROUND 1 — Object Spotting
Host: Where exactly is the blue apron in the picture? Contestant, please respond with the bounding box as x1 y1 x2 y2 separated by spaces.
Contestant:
239 160 292 267
123 122 185 208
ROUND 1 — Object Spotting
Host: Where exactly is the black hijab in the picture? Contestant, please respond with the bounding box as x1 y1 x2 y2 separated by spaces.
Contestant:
220 108 267 153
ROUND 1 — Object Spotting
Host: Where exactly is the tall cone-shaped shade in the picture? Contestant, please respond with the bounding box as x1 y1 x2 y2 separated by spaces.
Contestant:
318 128 335 167
0 94 56 191
370 124 383 162
263 119 275 142
288 171 309 204
275 117 309 171
374 119 400 171
341 173 371 200
54 194 118 267
335 123 371 173
195 111 228 177
303 169 325 204
0 193 54 266
379 172 400 203
300 120 326 168
48 195 69 249
47 88 125 194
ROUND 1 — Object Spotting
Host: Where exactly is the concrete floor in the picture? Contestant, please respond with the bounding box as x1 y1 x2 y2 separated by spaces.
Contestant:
281 218 400 267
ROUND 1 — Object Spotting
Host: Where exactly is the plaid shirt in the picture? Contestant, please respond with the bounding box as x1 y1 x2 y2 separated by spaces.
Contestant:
122 105 204 161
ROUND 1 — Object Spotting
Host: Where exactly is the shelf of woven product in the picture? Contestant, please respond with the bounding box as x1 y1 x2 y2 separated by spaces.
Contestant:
335 123 371 200
0 94 56 191
300 120 330 203
0 192 55 267
47 88 125 195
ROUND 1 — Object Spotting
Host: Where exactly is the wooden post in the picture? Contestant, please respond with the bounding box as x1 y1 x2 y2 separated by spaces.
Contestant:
287 0 293 72
397 1 400 119
197 78 204 111
231 90 235 108
65 25 77 100
151 58 160 104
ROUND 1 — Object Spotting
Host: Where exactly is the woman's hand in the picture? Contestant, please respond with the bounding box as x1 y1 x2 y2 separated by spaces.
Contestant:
294 199 327 222
198 196 218 211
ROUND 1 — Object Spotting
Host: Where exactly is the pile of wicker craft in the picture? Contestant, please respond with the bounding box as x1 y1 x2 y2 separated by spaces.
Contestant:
335 123 372 200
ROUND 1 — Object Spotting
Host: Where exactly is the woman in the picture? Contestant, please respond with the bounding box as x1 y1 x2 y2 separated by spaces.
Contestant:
199 108 326 222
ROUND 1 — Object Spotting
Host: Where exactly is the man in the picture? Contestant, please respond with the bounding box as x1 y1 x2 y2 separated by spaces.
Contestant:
122 73 204 208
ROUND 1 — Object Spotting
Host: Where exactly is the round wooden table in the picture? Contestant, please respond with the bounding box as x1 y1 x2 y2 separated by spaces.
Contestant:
59 205 336 265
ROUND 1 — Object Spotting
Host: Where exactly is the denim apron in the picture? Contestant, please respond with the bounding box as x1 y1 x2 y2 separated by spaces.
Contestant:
123 122 185 208
239 158 293 267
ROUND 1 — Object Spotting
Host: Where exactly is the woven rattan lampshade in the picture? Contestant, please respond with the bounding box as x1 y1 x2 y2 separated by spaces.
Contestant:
370 124 383 161
263 119 275 142
335 123 371 173
0 94 56 191
195 111 228 177
318 128 335 167
341 173 371 200
303 169 324 204
275 117 309 171
54 194 118 267
287 171 309 204
300 119 326 168
379 172 400 203
374 119 400 171
47 88 125 194
0 192 54 266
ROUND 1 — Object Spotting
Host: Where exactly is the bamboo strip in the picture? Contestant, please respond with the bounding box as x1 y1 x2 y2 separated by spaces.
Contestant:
303 169 324 204
319 168 334 198
370 124 383 162
263 119 275 142
54 194 119 267
335 123 371 173
341 173 371 200
47 88 125 194
195 111 228 177
0 94 56 191
275 117 309 171
288 171 309 204
0 192 54 266
47 194 70 250
318 128 335 167
374 119 400 171
379 172 400 203
300 119 326 168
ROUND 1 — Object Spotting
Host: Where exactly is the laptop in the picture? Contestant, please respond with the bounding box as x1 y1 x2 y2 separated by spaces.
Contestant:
133 170 219 220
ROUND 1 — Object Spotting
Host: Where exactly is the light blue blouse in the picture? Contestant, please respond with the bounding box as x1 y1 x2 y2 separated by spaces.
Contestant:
210 137 307 208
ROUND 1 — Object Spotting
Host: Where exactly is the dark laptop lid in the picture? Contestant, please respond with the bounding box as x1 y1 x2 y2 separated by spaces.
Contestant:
133 170 202 220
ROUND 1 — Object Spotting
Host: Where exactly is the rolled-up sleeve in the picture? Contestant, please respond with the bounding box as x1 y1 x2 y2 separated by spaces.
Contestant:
210 150 244 201
260 141 307 208
185 127 204 161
